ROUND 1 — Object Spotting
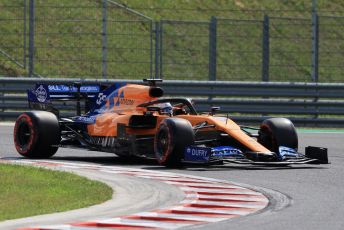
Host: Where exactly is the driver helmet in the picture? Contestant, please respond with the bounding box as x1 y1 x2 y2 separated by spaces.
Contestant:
156 102 173 115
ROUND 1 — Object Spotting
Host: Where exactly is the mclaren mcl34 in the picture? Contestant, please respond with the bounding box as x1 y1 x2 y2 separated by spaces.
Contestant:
13 79 328 167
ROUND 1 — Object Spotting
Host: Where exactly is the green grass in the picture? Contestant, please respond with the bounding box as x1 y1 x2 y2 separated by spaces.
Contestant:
1 0 344 82
298 128 344 133
0 164 112 221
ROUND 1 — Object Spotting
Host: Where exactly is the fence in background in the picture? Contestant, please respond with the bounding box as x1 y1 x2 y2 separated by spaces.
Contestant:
0 1 26 68
0 0 154 79
269 17 312 82
1 1 344 82
215 18 263 82
318 15 344 82
33 0 154 79
158 20 210 80
1 77 344 127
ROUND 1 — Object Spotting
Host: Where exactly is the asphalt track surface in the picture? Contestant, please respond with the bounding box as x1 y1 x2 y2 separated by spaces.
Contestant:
1 124 344 230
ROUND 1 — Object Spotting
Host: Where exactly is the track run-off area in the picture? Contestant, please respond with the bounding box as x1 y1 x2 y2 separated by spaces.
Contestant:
1 124 344 230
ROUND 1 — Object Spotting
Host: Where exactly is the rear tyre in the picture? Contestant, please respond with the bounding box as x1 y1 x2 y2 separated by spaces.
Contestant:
258 118 298 153
154 118 195 167
14 111 60 158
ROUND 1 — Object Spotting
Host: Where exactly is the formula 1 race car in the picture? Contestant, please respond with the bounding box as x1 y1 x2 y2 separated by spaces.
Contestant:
13 79 328 167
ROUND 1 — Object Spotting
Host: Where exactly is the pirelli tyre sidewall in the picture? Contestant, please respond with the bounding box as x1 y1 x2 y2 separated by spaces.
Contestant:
14 111 60 158
154 118 195 167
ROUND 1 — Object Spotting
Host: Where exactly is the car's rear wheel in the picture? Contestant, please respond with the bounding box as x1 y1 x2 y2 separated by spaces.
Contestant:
154 118 195 167
258 118 298 153
14 111 60 158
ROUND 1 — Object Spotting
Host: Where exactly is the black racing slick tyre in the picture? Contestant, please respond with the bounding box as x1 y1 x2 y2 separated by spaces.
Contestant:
154 118 195 167
258 118 298 153
13 111 60 158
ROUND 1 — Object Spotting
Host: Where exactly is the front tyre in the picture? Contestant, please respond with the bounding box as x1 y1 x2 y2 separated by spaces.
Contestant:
14 111 60 158
154 118 195 167
258 118 298 153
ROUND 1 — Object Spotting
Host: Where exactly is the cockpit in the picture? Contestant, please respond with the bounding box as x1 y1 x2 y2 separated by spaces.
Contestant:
137 98 197 116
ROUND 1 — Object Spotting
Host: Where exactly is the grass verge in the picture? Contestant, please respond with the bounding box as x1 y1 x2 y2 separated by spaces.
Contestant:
0 164 113 221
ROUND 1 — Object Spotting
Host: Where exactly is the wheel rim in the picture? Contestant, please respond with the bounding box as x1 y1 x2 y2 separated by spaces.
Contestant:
16 122 31 147
156 128 169 160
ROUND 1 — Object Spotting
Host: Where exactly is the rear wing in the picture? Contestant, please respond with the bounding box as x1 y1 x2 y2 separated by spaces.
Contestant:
27 83 104 116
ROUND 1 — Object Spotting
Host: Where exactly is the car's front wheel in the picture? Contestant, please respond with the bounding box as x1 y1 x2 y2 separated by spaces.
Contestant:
14 111 60 158
258 117 298 153
154 118 195 167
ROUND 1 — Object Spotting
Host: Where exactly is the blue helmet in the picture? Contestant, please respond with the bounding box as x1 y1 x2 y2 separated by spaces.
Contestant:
156 103 173 115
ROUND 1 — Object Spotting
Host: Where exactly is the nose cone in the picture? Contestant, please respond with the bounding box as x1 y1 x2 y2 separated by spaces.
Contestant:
244 151 278 162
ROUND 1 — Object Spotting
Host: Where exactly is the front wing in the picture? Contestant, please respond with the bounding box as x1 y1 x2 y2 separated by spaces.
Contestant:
183 145 329 166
